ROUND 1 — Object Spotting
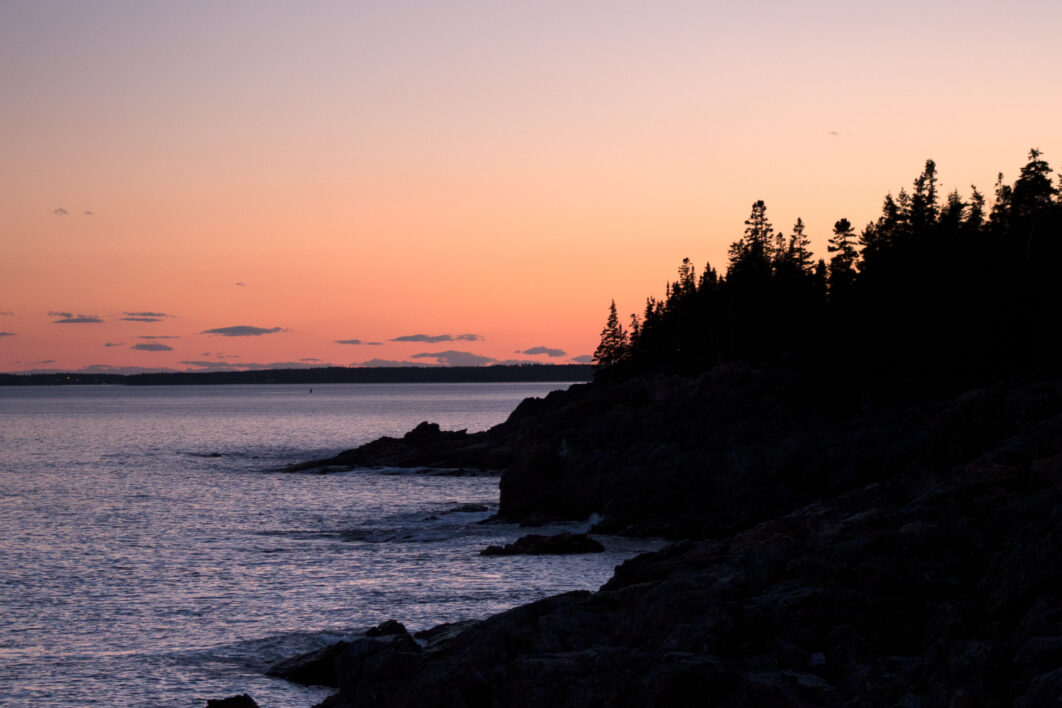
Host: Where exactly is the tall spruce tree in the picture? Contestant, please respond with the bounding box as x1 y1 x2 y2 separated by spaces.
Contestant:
827 218 858 300
593 300 628 369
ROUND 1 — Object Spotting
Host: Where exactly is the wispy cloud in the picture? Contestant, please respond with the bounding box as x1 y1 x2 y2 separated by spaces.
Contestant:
201 325 284 337
83 210 95 216
392 333 482 344
392 334 451 343
49 311 102 324
181 360 239 370
0 311 13 317
77 364 178 375
52 207 68 216
139 335 178 340
235 282 245 287
104 342 122 347
132 342 173 352
570 355 593 364
0 332 15 337
336 339 384 346
353 358 436 368
121 311 174 323
520 346 566 358
410 350 496 366
300 357 321 362
181 360 331 371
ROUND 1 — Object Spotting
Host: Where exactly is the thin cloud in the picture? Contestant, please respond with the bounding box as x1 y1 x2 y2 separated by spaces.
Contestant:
83 210 95 216
77 364 178 375
181 360 239 370
354 358 436 368
0 311 13 316
392 334 453 343
235 282 245 287
456 333 481 341
410 350 496 367
180 359 330 371
239 361 328 370
335 339 363 345
50 311 103 324
132 342 173 352
570 355 593 364
521 346 567 358
53 207 69 216
104 342 122 347
139 335 179 340
300 357 322 362
828 130 839 136
201 325 284 337
121 311 174 323
0 332 15 337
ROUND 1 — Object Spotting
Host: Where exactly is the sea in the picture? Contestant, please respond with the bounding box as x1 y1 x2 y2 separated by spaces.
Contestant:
0 383 661 708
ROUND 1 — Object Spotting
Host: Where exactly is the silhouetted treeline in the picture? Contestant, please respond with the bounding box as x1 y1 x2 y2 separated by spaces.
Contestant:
0 364 593 387
595 150 1062 393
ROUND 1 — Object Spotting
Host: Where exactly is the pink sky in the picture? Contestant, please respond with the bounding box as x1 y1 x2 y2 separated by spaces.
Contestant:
2 1 1060 373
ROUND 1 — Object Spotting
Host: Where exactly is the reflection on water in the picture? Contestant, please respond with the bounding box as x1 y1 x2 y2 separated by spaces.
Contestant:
0 384 661 707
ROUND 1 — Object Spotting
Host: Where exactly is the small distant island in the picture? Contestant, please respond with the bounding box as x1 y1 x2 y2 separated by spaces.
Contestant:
0 364 593 387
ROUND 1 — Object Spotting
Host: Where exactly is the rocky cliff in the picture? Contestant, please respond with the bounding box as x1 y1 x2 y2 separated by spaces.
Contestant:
265 370 1062 707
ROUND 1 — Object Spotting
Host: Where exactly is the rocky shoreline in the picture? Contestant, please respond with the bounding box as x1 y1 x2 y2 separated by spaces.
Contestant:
229 367 1062 707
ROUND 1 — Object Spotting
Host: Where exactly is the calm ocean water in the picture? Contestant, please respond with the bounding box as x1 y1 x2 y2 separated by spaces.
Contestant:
0 383 659 708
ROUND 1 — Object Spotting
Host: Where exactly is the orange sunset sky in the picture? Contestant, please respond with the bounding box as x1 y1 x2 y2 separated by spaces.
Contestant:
2 1 1060 373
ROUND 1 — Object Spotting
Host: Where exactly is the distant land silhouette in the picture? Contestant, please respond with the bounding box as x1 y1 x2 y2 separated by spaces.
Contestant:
0 364 592 387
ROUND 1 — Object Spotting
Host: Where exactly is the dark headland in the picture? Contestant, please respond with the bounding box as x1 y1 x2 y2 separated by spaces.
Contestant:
226 153 1062 707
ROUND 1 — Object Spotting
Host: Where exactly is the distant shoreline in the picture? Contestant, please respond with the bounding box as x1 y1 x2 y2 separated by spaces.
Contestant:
0 364 593 387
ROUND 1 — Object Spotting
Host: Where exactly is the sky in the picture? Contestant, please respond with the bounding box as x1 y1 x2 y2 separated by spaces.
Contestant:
1 0 1060 373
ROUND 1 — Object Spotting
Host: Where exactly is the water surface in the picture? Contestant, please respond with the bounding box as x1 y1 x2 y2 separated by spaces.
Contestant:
0 383 658 707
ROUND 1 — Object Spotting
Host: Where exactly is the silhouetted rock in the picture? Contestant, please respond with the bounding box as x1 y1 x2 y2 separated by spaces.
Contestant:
365 619 407 637
480 532 604 555
285 420 513 473
266 640 351 687
205 695 258 708
266 621 419 689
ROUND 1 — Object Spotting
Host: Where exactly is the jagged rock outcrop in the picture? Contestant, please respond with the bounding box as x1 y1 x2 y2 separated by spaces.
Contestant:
284 421 510 473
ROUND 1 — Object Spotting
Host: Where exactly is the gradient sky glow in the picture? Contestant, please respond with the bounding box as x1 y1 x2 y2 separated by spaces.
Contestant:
2 0 1060 372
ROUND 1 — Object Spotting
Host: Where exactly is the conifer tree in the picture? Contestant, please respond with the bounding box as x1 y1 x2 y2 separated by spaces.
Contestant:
728 200 774 281
787 217 814 274
593 300 628 368
827 218 859 299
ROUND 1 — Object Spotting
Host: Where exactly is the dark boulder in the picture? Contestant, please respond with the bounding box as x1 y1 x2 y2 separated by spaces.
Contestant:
205 695 259 708
480 532 605 556
266 641 350 687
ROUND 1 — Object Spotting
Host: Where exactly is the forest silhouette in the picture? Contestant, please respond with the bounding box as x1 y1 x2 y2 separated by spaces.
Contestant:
594 150 1062 395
